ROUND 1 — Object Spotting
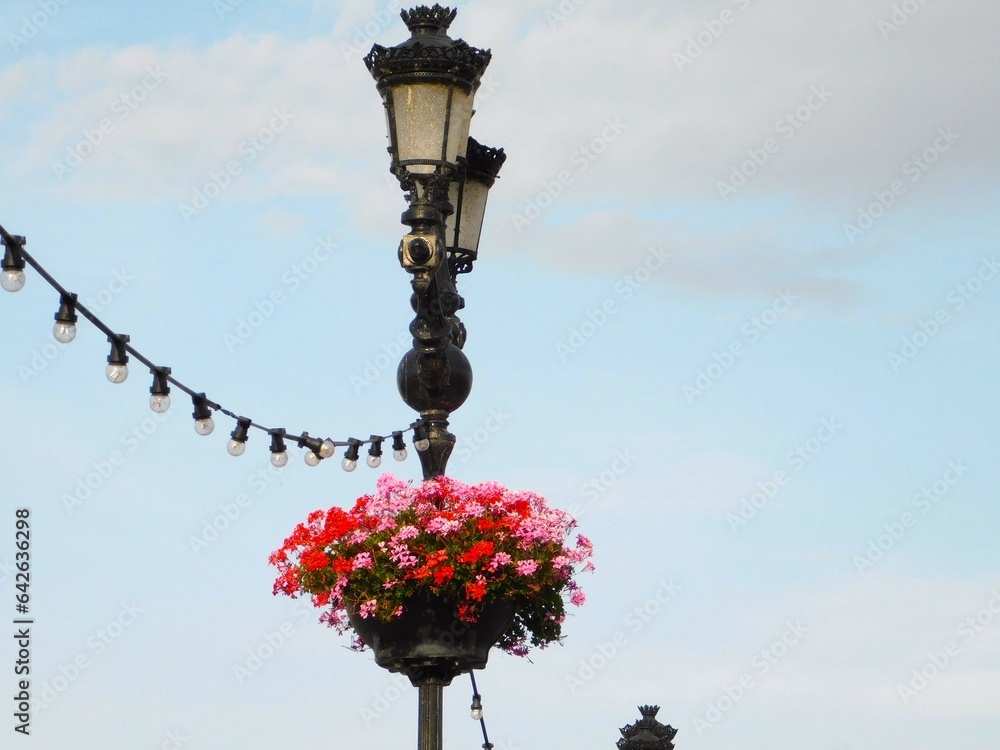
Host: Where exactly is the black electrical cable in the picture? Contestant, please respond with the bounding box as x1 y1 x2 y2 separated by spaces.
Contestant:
0 221 421 463
470 671 494 750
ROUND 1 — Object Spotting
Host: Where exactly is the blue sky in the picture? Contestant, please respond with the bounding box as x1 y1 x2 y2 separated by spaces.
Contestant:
1 1 998 749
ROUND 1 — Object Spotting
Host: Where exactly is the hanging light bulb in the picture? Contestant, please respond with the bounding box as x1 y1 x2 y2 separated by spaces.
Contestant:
1 235 26 293
149 367 172 413
269 430 289 468
342 439 361 472
298 434 324 467
470 694 483 721
319 439 336 460
191 393 215 436
367 436 383 468
227 417 252 457
392 430 408 462
413 421 430 452
52 292 78 343
105 334 130 383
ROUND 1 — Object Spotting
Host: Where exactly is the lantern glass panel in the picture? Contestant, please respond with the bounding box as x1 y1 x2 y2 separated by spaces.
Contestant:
389 83 473 174
391 83 448 173
455 177 490 253
446 88 474 165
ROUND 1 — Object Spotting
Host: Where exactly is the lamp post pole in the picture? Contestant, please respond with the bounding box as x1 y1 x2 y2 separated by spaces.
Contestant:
363 5 505 749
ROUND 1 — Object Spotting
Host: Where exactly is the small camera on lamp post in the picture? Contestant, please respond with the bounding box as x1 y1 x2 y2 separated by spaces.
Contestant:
399 232 442 274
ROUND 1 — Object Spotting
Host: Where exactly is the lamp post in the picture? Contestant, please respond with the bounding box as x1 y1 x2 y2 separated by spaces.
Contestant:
364 3 505 484
362 6 506 750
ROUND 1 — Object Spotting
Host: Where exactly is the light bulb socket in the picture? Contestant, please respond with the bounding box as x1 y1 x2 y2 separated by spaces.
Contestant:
296 432 325 458
106 333 130 367
344 439 362 463
269 429 287 456
54 292 78 326
230 417 252 444
191 392 213 422
1 234 26 272
368 436 383 461
149 367 172 398
392 431 406 454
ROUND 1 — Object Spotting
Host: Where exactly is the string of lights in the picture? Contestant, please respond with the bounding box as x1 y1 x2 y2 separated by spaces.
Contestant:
0 221 434 470
469 671 494 750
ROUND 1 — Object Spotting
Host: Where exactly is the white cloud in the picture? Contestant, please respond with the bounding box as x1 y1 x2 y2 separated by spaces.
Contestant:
2 0 996 295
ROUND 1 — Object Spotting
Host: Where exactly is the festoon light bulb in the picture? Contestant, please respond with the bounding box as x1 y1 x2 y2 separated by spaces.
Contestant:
269 430 289 468
0 268 25 293
149 367 172 413
1 235 26 293
413 422 430 452
342 440 361 472
192 393 215 436
392 431 408 462
105 334 130 384
53 292 78 344
227 417 252 457
367 436 383 468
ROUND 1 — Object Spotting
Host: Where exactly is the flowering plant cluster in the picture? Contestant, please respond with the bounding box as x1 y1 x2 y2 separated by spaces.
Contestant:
270 473 594 656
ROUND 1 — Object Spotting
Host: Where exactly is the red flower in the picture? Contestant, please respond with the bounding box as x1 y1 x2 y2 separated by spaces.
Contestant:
324 507 356 539
457 540 494 564
425 550 448 567
465 578 487 601
301 549 330 572
476 518 496 532
433 565 454 585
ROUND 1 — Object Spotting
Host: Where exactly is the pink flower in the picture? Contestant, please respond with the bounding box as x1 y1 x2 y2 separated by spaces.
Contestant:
352 552 374 570
425 517 461 535
392 525 419 542
389 543 419 568
515 559 538 576
459 501 485 519
570 590 586 607
488 552 512 571
375 515 398 531
359 600 377 618
348 529 371 545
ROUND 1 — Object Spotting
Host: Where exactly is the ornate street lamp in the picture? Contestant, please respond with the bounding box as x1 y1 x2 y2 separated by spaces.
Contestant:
362 6 508 750
365 4 505 482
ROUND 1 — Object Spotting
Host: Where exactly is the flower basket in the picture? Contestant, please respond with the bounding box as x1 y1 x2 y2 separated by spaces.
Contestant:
270 473 593 670
347 592 514 684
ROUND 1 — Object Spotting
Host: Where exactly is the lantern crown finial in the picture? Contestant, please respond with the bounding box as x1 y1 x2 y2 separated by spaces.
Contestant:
467 138 507 182
617 705 678 750
400 5 457 35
